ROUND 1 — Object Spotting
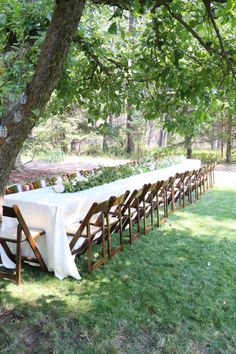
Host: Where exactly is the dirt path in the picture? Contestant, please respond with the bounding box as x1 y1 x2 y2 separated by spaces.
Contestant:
9 156 130 184
214 163 236 189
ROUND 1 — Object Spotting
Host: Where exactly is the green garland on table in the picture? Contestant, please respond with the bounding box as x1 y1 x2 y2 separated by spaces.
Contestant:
54 156 184 193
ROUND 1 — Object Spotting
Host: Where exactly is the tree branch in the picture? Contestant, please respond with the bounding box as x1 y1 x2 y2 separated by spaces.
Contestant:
73 34 125 76
91 0 130 10
202 0 235 77
163 2 214 55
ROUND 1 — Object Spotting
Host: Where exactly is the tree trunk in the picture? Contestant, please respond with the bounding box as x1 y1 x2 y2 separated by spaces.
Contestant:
226 116 233 163
126 108 135 154
158 128 167 147
14 152 23 170
102 112 113 153
102 130 109 153
0 0 86 226
185 135 193 159
221 139 224 158
147 121 154 146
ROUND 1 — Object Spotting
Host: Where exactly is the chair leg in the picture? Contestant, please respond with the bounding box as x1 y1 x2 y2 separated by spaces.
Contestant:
157 201 160 227
87 237 93 273
150 203 154 227
26 236 47 272
171 187 175 212
119 215 123 248
143 204 147 235
137 207 141 238
16 241 22 285
128 208 133 244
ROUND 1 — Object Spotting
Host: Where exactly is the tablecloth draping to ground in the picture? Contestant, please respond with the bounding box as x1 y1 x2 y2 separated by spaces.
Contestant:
1 159 201 280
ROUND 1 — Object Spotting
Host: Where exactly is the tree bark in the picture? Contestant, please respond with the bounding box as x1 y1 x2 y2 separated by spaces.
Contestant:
185 135 193 159
147 121 154 146
0 0 86 225
13 152 24 170
102 112 113 152
226 116 233 163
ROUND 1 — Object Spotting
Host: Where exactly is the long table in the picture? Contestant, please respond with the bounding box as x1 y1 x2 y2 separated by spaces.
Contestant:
2 159 201 279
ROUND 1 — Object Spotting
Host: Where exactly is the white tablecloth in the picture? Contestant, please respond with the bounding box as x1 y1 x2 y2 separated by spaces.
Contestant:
2 159 201 279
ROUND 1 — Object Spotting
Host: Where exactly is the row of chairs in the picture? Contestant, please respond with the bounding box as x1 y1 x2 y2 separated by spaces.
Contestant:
5 175 72 195
66 163 215 273
0 163 215 285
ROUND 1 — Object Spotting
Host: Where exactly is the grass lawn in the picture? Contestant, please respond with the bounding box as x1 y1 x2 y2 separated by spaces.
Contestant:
0 187 236 354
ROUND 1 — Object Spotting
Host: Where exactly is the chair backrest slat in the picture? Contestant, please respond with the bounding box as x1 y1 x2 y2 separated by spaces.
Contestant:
70 196 116 251
3 205 31 238
3 205 17 218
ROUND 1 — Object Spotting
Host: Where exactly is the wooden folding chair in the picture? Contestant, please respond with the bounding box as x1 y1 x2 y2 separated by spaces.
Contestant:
166 175 178 215
0 205 48 285
196 167 205 197
118 184 150 242
66 196 116 273
106 191 130 259
211 162 216 187
137 184 152 235
143 180 163 230
32 179 48 189
114 189 141 244
174 172 191 207
188 169 199 202
183 171 193 205
5 184 23 194
156 179 170 226
131 184 152 236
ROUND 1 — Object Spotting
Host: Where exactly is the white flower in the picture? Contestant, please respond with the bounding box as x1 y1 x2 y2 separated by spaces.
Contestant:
208 262 211 267
53 182 65 193
75 175 87 182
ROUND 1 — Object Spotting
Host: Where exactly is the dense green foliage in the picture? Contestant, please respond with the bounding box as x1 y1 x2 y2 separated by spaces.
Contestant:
0 187 236 353
192 149 236 163
61 156 183 193
1 1 235 146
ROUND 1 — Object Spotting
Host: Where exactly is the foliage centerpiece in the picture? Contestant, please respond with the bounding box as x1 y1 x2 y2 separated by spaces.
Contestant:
54 156 184 193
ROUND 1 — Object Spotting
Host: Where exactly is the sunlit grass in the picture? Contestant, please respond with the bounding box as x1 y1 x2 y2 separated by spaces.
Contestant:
0 187 236 353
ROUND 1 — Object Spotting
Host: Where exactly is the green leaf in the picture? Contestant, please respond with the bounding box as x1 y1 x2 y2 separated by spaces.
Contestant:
108 22 117 34
31 108 41 117
225 0 233 12
0 13 6 25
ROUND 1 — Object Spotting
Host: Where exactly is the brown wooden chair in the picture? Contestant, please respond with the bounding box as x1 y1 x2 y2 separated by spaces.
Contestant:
210 162 216 187
136 183 153 235
32 179 48 189
204 163 215 190
156 179 170 226
5 184 23 194
0 205 48 285
112 189 141 244
188 169 199 202
143 180 163 230
166 175 178 215
66 196 116 273
124 184 151 238
106 191 130 259
174 172 186 208
196 167 205 198
183 171 193 205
